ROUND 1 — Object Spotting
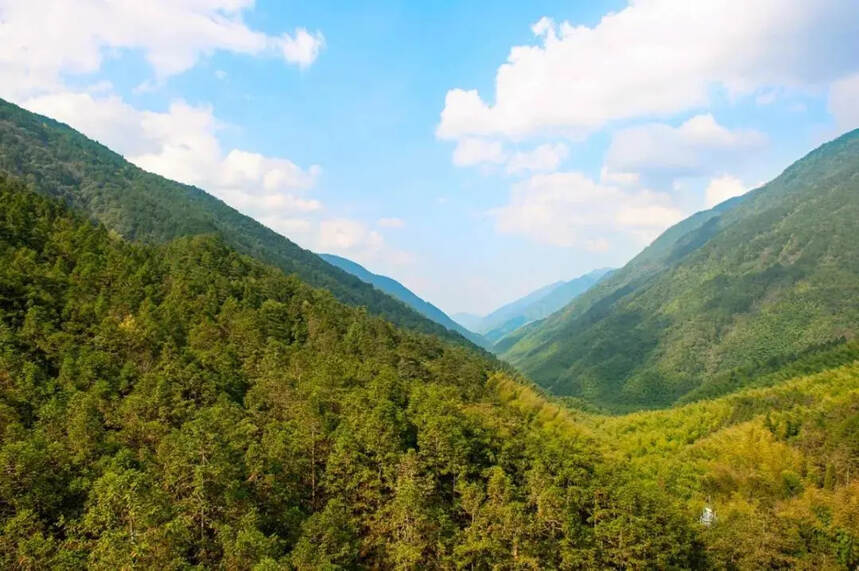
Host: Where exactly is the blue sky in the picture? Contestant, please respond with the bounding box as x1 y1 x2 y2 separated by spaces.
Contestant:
2 0 858 314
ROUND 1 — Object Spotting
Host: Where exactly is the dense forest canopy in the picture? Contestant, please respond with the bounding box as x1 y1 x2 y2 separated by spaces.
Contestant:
0 178 707 568
2 171 859 568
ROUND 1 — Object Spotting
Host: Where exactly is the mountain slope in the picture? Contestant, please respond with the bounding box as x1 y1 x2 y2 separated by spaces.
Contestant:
0 177 704 569
0 97 470 346
503 129 859 410
319 253 488 347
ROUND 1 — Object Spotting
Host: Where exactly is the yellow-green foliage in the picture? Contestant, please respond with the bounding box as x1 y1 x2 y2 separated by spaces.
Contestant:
585 362 859 568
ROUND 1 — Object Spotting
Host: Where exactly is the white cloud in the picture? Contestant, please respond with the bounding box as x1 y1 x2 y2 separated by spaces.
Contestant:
604 114 767 185
492 172 684 249
278 28 325 68
450 138 570 174
23 92 322 229
377 217 405 229
506 143 568 174
0 0 323 99
315 219 414 266
23 89 414 272
437 0 859 141
829 73 859 132
319 219 383 251
451 138 506 167
705 175 748 207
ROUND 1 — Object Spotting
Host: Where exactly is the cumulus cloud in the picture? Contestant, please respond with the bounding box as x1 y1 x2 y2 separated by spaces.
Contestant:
315 219 415 266
278 28 325 68
506 143 569 174
319 219 383 251
23 90 413 271
604 114 767 185
437 0 859 141
450 139 569 174
492 172 684 249
705 175 749 207
0 0 324 98
24 91 322 228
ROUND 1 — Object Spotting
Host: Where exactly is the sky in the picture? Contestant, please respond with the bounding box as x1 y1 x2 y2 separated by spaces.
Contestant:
1 0 858 315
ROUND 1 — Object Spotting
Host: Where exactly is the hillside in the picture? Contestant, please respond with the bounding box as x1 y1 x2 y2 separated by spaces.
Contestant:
3 176 858 567
0 177 709 568
503 129 859 410
586 348 859 569
319 253 488 347
0 97 470 346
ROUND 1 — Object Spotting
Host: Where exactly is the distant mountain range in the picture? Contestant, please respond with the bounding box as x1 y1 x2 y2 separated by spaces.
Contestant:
455 268 613 345
502 128 859 411
0 97 473 347
319 254 489 348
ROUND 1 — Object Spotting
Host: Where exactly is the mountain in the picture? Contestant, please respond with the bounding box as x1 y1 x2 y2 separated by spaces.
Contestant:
0 97 472 346
502 129 859 411
4 173 857 568
461 269 613 345
319 253 488 347
0 177 704 568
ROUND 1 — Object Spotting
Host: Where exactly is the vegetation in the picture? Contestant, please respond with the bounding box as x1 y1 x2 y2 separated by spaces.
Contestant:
0 178 704 569
587 359 859 569
0 97 471 346
503 128 859 411
3 99 859 569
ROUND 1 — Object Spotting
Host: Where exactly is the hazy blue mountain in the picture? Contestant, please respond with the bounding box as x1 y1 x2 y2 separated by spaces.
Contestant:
457 269 613 345
319 253 489 348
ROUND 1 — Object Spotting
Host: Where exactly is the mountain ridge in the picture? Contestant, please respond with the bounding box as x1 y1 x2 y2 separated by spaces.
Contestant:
318 253 489 347
503 128 859 410
0 97 473 347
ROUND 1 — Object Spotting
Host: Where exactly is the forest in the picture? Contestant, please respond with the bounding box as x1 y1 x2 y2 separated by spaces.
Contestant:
2 174 859 569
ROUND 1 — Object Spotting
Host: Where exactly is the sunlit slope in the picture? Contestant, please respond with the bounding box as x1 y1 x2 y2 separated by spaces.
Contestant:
0 97 471 345
590 356 859 569
0 177 704 569
503 129 859 410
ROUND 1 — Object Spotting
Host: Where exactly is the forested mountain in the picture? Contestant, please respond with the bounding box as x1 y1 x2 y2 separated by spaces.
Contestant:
2 176 858 567
502 129 859 411
319 253 488 348
0 98 471 346
0 177 701 568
